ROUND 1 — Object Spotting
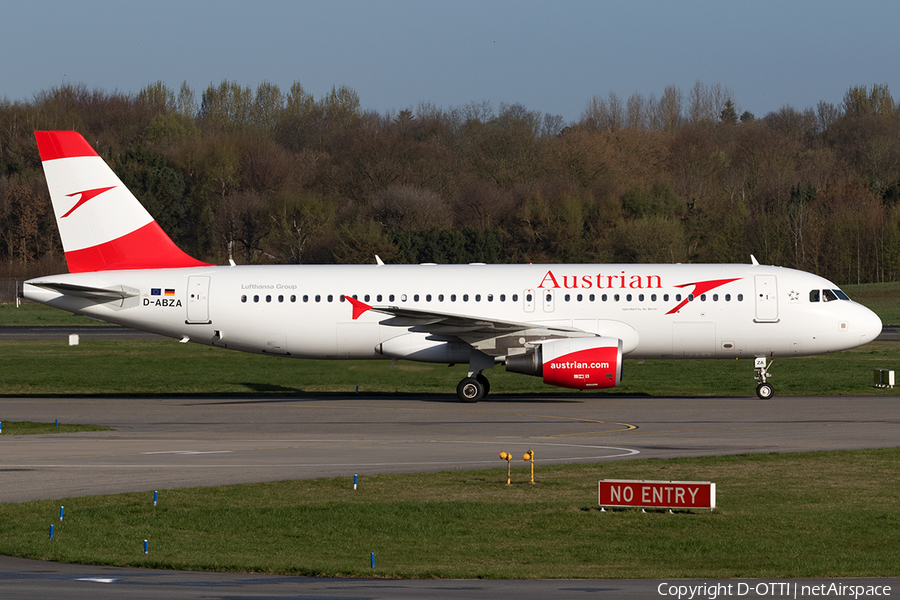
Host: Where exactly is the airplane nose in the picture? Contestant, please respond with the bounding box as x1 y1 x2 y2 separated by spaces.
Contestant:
858 305 883 344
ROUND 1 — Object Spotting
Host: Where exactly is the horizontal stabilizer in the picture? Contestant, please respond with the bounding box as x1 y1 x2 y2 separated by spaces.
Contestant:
29 281 139 301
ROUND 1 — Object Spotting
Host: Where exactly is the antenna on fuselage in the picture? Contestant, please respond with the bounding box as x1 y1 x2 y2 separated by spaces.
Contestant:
375 255 385 266
750 255 760 266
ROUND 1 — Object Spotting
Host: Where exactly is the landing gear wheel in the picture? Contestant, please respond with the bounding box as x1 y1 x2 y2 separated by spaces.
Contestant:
457 377 485 403
756 382 774 400
476 373 491 397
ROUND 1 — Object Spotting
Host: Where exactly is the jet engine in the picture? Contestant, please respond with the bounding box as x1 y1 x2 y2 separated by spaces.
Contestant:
505 337 623 390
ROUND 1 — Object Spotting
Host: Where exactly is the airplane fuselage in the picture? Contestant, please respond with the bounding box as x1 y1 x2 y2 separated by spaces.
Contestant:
24 262 880 362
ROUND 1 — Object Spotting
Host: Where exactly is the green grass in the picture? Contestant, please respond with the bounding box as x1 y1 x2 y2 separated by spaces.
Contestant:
0 449 898 578
0 338 896 398
0 421 109 434
0 303 113 326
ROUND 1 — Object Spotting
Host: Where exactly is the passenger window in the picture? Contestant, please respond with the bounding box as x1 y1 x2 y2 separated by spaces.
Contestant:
475 294 481 301
564 294 571 302
291 295 296 302
809 290 820 302
614 294 620 302
303 295 309 302
487 294 493 302
414 294 419 302
390 294 395 302
438 294 444 301
512 294 518 301
377 294 383 302
254 295 260 303
725 294 731 301
327 295 333 302
602 294 608 302
638 294 644 302
315 295 321 302
451 294 457 301
577 294 583 302
266 295 272 302
626 294 632 302
401 294 407 302
664 294 669 302
700 294 706 301
589 294 595 301
500 294 506 301
364 294 370 302
526 293 532 302
651 294 657 301
737 294 743 301
278 295 284 303
426 294 431 302
241 295 247 303
463 294 469 302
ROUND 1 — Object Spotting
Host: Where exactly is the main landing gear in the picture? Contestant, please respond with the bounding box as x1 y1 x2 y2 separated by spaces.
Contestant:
457 373 490 402
754 357 774 399
456 350 495 402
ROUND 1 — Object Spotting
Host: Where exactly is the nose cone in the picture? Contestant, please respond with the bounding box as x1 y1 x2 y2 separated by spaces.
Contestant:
856 303 883 345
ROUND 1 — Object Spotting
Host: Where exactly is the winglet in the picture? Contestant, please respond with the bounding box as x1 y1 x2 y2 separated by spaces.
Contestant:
344 295 373 320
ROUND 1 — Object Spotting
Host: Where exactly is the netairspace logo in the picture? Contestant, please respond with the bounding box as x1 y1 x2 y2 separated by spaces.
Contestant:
657 581 892 600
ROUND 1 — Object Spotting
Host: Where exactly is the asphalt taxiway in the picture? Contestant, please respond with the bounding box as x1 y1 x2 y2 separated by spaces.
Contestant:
1 393 898 503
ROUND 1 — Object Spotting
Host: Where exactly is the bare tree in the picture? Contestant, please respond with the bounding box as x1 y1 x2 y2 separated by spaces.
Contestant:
370 185 451 231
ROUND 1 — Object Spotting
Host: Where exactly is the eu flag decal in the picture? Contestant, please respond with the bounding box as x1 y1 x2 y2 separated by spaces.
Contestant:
151 288 161 296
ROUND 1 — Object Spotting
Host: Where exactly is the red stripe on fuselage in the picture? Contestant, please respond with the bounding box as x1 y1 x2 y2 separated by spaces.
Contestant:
64 222 212 272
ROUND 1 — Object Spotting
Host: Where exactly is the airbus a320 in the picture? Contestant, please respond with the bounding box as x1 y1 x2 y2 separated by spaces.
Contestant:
23 131 883 401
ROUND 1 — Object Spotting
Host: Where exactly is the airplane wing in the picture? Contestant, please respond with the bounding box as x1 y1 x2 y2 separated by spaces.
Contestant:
345 295 595 355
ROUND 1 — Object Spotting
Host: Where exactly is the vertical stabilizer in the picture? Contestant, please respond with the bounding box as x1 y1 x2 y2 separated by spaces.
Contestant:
34 131 211 272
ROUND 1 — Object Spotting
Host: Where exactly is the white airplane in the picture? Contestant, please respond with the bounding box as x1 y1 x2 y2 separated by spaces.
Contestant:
23 131 883 401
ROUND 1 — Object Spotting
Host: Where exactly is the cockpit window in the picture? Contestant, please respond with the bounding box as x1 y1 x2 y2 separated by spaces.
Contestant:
812 289 849 302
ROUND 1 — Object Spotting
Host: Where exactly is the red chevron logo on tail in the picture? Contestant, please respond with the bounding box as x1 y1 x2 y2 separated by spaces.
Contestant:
61 186 116 218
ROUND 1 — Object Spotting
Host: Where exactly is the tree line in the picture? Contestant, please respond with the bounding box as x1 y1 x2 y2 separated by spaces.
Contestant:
1 80 899 286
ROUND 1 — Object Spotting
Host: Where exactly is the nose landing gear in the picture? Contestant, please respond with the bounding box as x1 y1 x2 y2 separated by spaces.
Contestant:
754 357 774 399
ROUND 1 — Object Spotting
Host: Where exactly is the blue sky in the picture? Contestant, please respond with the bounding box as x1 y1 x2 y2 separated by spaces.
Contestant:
3 0 898 123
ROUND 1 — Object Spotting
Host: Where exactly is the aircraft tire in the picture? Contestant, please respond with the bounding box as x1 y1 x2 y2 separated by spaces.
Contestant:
457 377 485 403
476 373 491 397
756 382 774 399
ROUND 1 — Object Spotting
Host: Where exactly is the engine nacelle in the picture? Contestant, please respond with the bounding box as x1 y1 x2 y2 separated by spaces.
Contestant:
506 337 623 390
